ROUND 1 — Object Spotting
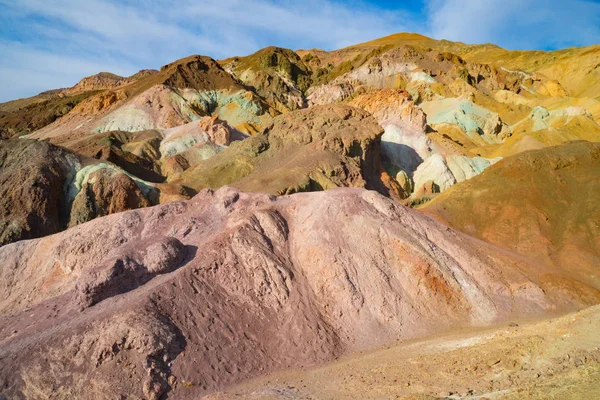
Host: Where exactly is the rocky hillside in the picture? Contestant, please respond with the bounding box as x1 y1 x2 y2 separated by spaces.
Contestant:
1 187 598 399
1 31 600 399
177 104 405 200
0 139 192 245
1 31 598 245
2 33 598 203
422 141 600 281
0 70 157 139
221 46 312 112
0 31 598 243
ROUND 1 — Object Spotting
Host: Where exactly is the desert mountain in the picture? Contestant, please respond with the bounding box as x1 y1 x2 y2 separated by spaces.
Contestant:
2 33 598 192
177 104 405 200
28 55 276 141
1 31 600 399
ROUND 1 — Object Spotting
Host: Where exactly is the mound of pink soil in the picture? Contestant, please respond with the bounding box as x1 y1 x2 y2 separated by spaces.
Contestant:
0 187 597 398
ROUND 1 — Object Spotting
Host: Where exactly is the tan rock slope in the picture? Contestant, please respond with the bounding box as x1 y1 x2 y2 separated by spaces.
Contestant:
0 90 98 139
178 104 405 199
422 141 600 286
1 187 598 399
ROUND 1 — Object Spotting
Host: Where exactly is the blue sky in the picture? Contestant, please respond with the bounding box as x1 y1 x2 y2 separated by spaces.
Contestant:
1 0 599 102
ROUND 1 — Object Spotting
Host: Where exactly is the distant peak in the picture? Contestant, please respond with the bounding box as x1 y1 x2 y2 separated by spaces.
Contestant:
64 72 128 95
94 72 125 79
380 32 432 40
159 54 217 71
128 69 158 80
348 32 434 50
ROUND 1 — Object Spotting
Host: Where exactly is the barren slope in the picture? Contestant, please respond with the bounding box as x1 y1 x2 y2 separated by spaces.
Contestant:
421 141 600 287
1 187 597 398
178 104 405 200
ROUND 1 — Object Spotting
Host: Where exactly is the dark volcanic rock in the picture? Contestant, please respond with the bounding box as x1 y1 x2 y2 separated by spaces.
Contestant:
0 139 77 245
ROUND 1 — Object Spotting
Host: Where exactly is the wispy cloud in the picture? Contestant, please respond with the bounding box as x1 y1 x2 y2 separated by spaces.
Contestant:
0 0 414 101
426 0 600 50
1 0 599 102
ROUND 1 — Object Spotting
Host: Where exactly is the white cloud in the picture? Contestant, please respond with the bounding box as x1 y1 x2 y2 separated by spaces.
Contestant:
0 0 414 102
1 0 599 102
0 40 138 101
425 0 600 50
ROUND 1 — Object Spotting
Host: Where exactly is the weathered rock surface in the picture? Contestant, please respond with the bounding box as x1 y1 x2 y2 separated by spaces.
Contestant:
52 116 244 185
0 139 192 246
54 129 166 183
196 115 240 145
2 31 600 400
412 153 500 194
422 141 600 283
0 139 78 245
179 104 405 200
63 70 158 96
305 45 528 107
1 186 597 398
222 47 311 112
348 89 500 198
0 91 99 139
69 168 152 227
0 70 158 139
349 89 433 174
29 55 278 141
210 304 600 400
421 97 511 142
64 72 129 95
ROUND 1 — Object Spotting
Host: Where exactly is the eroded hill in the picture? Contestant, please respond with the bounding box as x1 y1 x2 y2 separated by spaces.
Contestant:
1 31 600 400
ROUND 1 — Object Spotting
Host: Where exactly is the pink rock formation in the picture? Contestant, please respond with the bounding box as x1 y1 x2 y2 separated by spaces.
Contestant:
0 187 597 398
197 116 234 146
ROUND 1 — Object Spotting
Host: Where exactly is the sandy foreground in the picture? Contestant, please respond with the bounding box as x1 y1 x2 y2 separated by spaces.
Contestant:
207 305 600 399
